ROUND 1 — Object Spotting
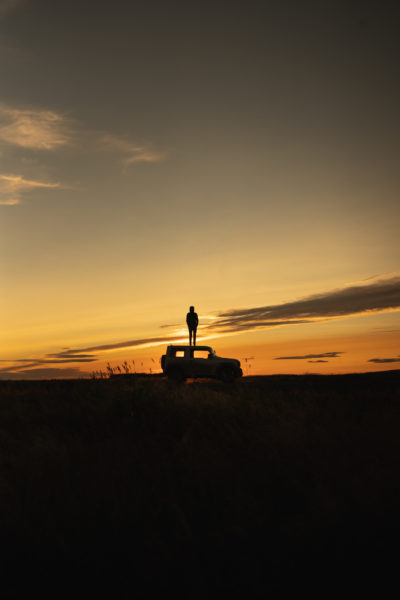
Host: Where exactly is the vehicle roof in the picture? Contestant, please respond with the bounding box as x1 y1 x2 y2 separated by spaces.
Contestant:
167 344 213 351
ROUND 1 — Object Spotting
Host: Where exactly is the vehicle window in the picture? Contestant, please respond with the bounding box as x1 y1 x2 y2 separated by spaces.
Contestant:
192 350 209 359
174 350 185 357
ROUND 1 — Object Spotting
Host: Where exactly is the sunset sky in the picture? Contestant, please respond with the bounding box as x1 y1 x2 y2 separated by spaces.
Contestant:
1 0 399 378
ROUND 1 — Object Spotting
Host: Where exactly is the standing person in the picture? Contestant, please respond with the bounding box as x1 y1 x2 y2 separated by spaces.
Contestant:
186 306 198 346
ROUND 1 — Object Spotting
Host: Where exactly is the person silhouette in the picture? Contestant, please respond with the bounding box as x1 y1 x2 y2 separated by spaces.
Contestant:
186 306 198 346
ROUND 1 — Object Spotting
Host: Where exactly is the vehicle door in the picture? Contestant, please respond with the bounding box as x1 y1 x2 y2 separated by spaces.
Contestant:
168 349 186 374
189 349 210 377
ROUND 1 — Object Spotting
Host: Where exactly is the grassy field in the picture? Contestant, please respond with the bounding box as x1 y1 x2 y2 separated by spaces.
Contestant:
0 372 399 595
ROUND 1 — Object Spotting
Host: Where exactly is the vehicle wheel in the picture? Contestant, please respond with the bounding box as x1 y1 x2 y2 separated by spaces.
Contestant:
167 367 185 383
219 367 236 383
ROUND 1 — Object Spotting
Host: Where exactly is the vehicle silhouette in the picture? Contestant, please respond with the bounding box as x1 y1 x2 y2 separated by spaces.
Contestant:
161 345 243 382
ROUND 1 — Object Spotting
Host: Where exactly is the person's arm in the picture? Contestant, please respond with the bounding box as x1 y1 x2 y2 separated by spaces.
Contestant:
194 313 199 327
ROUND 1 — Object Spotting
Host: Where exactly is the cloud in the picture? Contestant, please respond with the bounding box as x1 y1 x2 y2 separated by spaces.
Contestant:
308 360 328 363
0 103 70 150
274 352 343 360
212 277 400 334
0 367 87 380
72 335 183 353
0 173 60 205
101 133 164 164
45 352 97 360
368 357 400 364
1 334 183 375
0 348 99 374
0 103 164 173
210 319 311 333
0 357 97 373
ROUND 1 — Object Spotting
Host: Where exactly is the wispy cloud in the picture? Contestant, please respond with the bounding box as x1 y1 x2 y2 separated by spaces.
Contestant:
308 360 328 363
0 103 71 150
1 334 184 375
0 102 164 174
274 352 343 360
211 277 400 334
101 133 164 164
45 352 97 360
65 335 183 354
0 354 97 372
368 356 400 364
0 173 60 205
0 367 86 380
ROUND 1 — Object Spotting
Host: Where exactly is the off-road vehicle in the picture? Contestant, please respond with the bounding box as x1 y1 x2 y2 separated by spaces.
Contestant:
161 345 242 382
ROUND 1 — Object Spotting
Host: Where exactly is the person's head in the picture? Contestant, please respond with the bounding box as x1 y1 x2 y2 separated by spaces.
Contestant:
189 306 194 312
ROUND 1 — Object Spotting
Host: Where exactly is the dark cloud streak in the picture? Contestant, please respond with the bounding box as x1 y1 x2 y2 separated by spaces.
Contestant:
46 352 96 359
368 357 400 364
274 352 343 360
0 367 87 380
74 335 183 353
212 277 400 333
1 334 183 374
0 354 98 374
209 319 311 332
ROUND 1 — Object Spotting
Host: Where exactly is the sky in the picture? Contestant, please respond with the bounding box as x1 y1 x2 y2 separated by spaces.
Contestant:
1 0 399 378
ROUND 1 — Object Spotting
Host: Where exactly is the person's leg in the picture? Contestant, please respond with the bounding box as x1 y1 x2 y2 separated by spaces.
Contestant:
193 327 197 346
189 328 192 345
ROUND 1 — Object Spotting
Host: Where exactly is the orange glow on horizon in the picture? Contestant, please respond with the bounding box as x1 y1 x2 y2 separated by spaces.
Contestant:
77 329 400 378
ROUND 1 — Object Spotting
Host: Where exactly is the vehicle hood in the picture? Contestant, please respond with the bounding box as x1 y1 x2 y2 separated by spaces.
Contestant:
216 356 241 367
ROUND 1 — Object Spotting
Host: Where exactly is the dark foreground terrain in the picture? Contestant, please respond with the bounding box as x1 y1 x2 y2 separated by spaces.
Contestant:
0 372 399 595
